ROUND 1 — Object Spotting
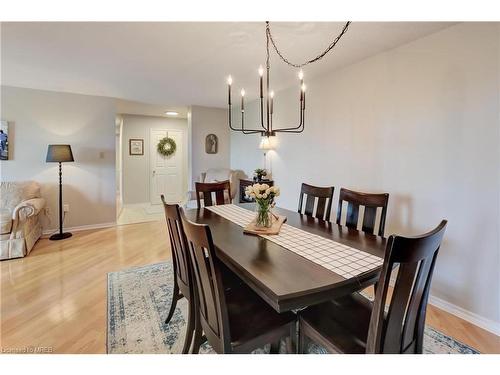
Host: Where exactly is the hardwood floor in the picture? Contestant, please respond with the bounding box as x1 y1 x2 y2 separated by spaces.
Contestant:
1 221 498 354
1 221 169 354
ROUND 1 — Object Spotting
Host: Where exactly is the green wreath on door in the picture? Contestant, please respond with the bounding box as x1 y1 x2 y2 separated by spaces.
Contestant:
157 137 177 157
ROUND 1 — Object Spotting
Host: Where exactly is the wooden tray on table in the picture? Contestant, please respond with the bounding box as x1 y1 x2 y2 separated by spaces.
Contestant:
243 214 287 235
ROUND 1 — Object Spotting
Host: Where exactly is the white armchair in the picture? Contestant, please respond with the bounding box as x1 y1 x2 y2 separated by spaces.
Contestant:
1 181 46 260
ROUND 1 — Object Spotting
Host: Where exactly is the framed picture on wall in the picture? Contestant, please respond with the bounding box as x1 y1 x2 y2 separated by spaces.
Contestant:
205 133 218 154
0 121 9 161
129 139 144 155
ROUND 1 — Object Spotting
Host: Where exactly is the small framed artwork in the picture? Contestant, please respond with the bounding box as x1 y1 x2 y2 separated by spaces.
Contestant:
0 121 9 161
205 133 218 154
129 139 144 155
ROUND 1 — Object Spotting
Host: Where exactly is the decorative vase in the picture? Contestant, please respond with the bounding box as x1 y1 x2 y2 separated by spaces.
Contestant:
255 202 273 228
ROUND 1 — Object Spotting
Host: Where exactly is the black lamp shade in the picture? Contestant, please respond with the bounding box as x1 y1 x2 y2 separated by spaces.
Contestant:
46 145 74 163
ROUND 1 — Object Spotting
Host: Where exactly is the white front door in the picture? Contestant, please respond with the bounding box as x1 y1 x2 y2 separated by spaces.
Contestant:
150 129 183 205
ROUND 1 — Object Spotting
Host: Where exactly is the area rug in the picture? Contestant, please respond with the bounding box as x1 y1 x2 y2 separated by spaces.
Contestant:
107 262 479 354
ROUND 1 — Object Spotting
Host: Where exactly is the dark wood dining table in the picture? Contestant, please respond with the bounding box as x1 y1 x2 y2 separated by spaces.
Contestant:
184 203 387 313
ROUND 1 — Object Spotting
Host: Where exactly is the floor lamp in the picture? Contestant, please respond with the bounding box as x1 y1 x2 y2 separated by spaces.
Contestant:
259 136 274 176
46 144 74 240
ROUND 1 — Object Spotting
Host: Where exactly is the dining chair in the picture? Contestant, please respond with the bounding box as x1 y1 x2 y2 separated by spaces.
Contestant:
161 196 195 354
298 183 335 221
180 210 297 354
195 180 231 209
298 220 448 354
336 187 389 236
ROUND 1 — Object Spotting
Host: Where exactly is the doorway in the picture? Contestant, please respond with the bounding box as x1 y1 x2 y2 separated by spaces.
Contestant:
116 113 189 226
150 129 183 205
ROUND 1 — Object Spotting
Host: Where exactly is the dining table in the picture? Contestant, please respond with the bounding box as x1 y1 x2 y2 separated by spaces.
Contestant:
184 203 387 314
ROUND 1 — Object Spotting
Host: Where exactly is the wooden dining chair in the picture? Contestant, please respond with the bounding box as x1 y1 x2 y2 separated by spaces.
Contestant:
298 220 448 354
161 195 195 354
298 183 335 221
180 210 297 354
336 187 389 236
195 180 231 209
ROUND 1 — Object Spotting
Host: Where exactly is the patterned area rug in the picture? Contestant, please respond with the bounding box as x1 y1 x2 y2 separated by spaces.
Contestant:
107 262 479 354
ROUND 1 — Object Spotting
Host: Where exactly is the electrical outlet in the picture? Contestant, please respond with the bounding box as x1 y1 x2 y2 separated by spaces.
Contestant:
64 204 70 212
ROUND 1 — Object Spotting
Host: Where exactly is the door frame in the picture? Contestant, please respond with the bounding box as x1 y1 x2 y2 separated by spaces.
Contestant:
149 128 184 205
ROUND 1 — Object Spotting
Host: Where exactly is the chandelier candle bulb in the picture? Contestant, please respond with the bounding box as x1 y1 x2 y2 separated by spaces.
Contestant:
259 66 264 98
227 76 232 105
302 84 306 109
270 91 274 114
241 89 245 111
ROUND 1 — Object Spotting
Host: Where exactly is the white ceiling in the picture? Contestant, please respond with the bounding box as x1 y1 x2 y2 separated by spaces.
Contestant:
1 22 455 108
114 98 188 118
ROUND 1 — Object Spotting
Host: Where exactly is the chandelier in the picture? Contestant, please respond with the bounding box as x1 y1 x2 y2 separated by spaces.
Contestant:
227 21 351 137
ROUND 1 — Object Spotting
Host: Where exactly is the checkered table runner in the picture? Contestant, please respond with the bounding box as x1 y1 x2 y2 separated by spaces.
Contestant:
206 204 383 279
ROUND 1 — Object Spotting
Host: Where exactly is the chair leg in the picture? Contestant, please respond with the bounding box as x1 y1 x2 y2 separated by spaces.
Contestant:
190 329 204 354
190 307 205 354
270 339 281 354
181 300 195 354
286 322 298 354
298 319 306 354
165 283 180 325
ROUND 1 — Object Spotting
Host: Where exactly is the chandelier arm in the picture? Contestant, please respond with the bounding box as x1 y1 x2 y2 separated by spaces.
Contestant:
274 107 305 133
266 21 351 68
271 95 304 132
228 104 266 134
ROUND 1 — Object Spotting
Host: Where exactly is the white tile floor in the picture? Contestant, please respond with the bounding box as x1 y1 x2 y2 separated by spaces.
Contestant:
117 203 164 225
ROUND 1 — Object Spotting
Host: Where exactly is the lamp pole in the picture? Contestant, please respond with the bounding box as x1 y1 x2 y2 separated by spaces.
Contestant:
58 161 63 236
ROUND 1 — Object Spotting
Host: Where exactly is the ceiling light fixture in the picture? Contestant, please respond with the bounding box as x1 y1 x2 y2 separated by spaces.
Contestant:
165 111 179 116
227 21 351 137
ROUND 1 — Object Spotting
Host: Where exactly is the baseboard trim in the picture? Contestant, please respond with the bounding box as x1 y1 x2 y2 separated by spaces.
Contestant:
388 270 499 336
428 295 500 336
42 222 116 237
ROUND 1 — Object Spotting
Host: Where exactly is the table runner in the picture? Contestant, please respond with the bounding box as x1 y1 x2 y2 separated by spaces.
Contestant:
206 204 383 279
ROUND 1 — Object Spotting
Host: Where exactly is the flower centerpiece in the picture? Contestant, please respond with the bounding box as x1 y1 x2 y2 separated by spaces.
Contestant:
245 183 280 228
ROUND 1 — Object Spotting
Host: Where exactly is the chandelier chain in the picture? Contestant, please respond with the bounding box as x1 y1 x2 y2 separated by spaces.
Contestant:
265 21 351 69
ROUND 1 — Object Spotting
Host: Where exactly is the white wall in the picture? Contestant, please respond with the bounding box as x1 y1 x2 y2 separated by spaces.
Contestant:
0 86 116 229
190 105 230 187
121 114 188 204
230 23 500 331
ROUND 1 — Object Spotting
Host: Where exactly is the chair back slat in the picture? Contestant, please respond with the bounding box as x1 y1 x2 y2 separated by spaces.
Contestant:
304 194 315 216
196 180 231 209
362 206 377 233
366 220 447 354
336 188 389 236
401 257 433 351
215 189 226 205
315 197 327 220
161 196 191 296
180 210 231 353
203 191 213 206
345 202 359 229
298 183 334 221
